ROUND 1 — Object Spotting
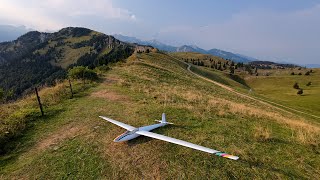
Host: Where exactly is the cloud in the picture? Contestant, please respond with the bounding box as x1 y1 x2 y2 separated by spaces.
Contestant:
157 4 320 63
0 0 136 31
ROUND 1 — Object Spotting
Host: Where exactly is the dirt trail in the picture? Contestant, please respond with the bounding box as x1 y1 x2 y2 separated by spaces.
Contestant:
169 54 320 120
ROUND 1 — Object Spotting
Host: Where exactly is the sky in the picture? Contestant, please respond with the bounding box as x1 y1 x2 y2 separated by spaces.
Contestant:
0 0 320 64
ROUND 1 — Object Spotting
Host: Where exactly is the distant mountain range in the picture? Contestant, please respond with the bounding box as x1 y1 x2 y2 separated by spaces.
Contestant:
113 34 256 63
303 64 320 68
0 25 31 42
1 26 318 67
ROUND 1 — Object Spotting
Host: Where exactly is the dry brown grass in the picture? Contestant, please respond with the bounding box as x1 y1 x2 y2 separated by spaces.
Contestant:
254 125 272 142
143 82 320 145
206 97 320 132
293 128 320 145
36 123 89 151
91 90 129 101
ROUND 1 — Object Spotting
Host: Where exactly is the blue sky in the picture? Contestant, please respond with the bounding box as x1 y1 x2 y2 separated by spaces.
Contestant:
0 0 319 64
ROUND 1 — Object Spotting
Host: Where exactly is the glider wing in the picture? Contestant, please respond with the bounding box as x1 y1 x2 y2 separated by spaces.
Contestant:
99 116 136 131
136 130 239 160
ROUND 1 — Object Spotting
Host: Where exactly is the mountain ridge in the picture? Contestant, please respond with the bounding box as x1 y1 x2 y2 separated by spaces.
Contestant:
0 27 152 98
113 34 256 63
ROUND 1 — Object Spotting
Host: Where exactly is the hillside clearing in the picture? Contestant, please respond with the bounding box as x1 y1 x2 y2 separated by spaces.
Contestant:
0 52 319 179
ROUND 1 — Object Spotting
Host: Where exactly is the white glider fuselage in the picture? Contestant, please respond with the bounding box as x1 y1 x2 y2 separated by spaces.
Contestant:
114 123 166 142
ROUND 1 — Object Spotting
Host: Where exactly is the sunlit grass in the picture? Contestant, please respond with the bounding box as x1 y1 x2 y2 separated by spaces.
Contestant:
1 52 319 179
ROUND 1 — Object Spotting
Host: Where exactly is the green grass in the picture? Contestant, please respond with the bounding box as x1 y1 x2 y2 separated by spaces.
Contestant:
190 65 250 91
170 52 228 64
52 46 91 68
246 71 320 118
0 52 319 179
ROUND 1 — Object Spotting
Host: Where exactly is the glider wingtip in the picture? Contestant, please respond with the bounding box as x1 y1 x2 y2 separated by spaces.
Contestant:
215 152 239 160
229 156 239 160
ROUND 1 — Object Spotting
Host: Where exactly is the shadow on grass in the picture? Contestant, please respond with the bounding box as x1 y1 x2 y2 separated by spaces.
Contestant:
127 136 154 147
126 125 182 147
237 158 304 179
256 137 290 145
227 74 251 88
0 108 66 170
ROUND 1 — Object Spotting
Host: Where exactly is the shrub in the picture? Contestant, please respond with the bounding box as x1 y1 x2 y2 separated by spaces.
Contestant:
297 89 303 95
68 66 98 84
254 126 272 142
306 82 312 86
0 88 4 101
293 82 299 89
229 66 235 74
305 71 310 75
298 72 302 75
95 65 110 72
291 72 295 75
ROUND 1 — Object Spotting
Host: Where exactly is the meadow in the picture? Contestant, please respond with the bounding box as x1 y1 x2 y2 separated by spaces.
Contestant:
0 52 319 179
245 69 320 118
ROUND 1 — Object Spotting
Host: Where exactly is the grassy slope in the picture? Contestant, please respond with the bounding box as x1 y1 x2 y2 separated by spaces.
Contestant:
246 69 320 118
171 52 228 65
35 31 101 69
1 52 319 179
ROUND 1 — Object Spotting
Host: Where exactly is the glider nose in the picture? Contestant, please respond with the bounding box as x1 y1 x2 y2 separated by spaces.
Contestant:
113 131 129 142
114 135 125 142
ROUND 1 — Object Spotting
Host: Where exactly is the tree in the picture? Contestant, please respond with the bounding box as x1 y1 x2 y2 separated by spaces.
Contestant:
293 82 299 89
245 65 253 75
306 82 312 86
297 89 303 95
68 66 98 85
305 71 310 75
229 66 235 74
291 72 295 75
0 88 4 101
145 49 150 53
6 89 14 100
298 72 302 75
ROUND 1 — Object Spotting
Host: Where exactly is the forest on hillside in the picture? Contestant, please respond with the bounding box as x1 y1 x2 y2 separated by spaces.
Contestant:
0 27 136 101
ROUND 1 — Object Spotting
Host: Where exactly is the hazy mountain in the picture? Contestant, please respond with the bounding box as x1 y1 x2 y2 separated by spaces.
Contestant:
0 25 31 42
176 45 207 54
304 64 320 68
113 34 255 63
113 34 176 52
207 49 255 63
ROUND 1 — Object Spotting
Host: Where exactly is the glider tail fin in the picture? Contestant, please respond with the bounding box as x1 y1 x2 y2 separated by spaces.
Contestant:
161 113 166 123
161 113 173 124
155 113 173 124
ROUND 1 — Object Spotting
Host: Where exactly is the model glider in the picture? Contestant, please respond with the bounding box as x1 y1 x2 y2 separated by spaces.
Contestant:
99 113 239 160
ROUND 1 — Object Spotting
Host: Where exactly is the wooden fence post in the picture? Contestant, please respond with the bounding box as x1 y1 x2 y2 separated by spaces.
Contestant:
35 87 44 116
68 78 73 99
